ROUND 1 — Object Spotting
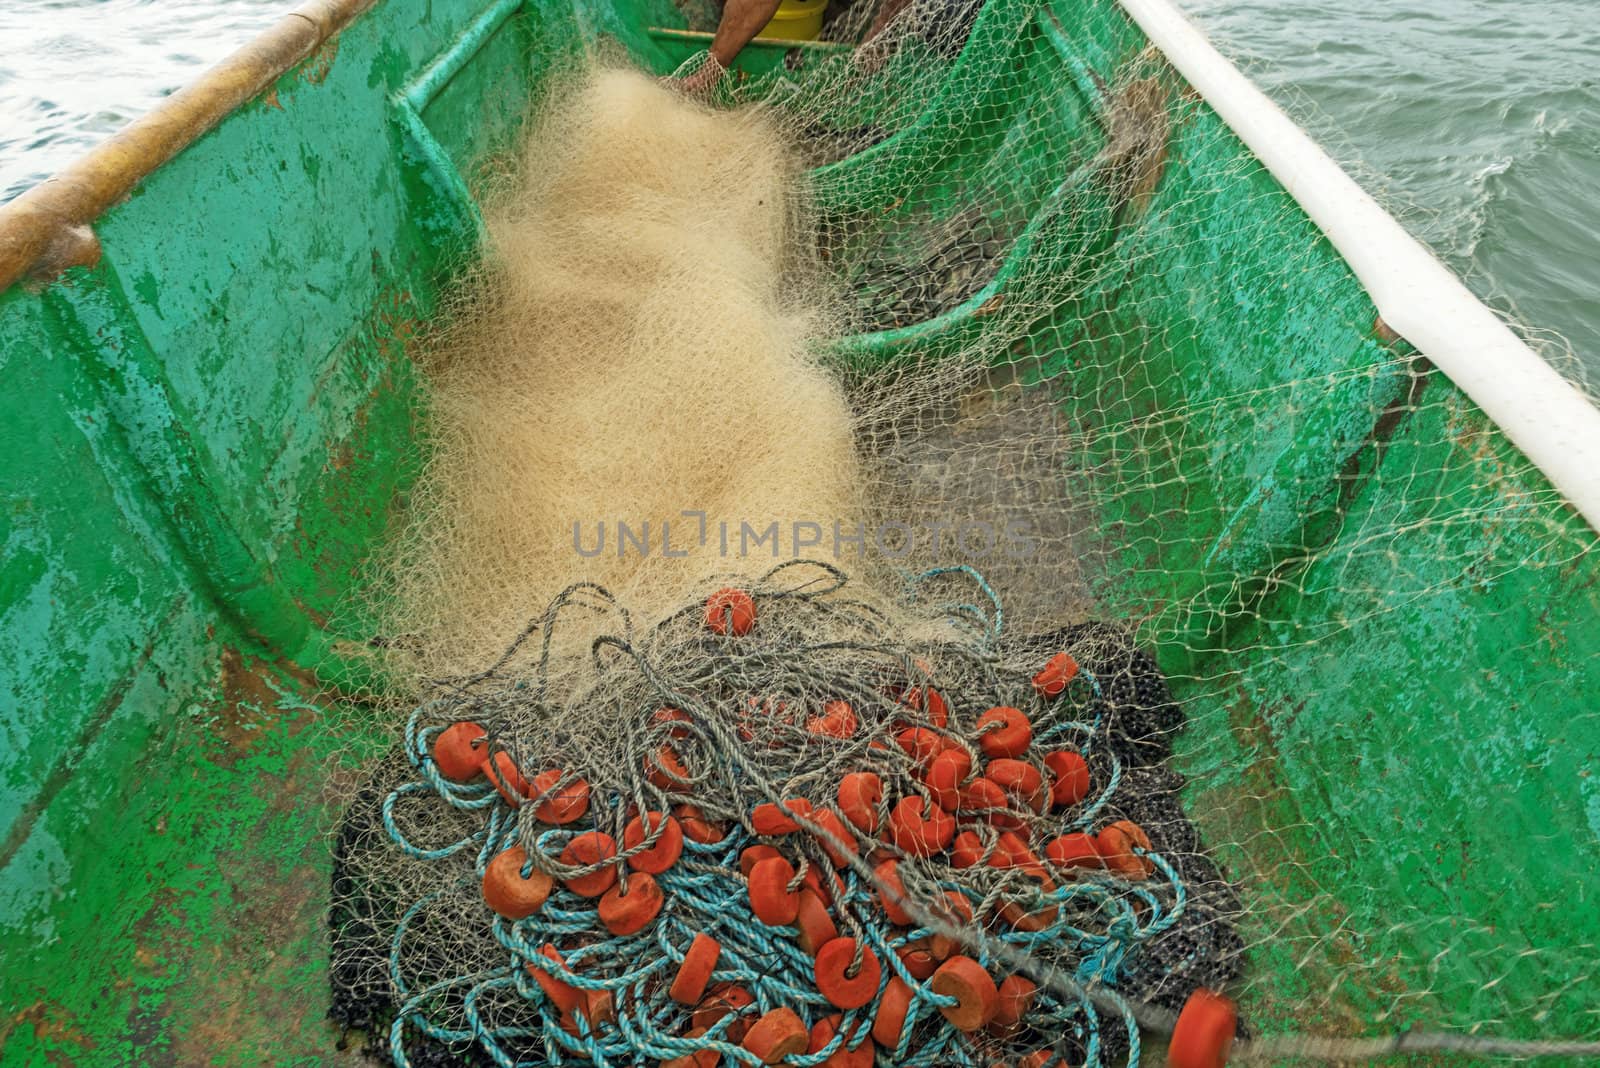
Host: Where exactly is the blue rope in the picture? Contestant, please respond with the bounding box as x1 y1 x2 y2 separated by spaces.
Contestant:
375 568 1197 1068
906 564 1005 645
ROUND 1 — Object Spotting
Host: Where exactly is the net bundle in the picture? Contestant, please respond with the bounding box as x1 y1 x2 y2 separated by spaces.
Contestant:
331 563 1242 1067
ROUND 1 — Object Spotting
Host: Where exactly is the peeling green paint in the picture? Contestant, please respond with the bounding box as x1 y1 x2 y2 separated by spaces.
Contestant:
2 0 1598 1062
0 1 553 1060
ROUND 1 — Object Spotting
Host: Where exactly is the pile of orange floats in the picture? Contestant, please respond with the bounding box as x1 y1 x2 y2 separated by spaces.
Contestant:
337 569 1241 1068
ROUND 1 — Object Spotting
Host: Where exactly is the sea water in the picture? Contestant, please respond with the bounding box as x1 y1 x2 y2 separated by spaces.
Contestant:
1 0 1596 374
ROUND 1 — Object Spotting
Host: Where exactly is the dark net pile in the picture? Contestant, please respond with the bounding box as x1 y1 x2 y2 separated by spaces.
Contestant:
330 563 1243 1067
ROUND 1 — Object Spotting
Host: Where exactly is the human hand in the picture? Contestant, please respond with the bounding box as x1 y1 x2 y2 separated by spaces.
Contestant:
663 59 726 98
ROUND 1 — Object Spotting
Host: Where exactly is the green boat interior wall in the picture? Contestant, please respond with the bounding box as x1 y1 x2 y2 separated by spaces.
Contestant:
1 0 1596 1061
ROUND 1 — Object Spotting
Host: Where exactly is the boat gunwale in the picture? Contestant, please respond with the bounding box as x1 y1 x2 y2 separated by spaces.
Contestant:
1 0 1594 535
0 0 376 293
1118 0 1600 535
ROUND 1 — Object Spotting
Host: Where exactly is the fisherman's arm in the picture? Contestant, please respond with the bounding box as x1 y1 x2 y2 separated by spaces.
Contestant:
672 0 782 92
709 0 783 68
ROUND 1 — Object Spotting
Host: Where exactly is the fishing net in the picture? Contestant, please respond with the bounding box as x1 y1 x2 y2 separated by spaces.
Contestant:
330 0 1600 1062
332 564 1241 1066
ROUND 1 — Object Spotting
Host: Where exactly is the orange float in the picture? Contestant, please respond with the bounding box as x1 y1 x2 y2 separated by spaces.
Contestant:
794 888 838 955
1168 988 1238 1068
739 844 783 876
482 752 528 807
747 855 801 926
998 865 1058 932
807 700 858 738
873 858 915 925
597 872 663 935
931 956 999 1031
924 748 973 811
989 974 1038 1036
645 746 692 792
704 587 756 636
896 940 937 979
986 757 1048 813
809 808 858 867
653 706 692 738
871 976 915 1048
674 803 726 844
894 727 948 771
669 933 722 1005
432 721 487 781
813 937 881 1010
956 776 1018 829
481 846 553 919
889 796 956 856
1044 832 1103 872
751 798 813 836
526 945 582 1015
949 830 986 869
622 811 683 873
975 706 1032 759
692 983 754 1040
1032 652 1079 697
929 890 974 960
743 1008 808 1064
559 831 618 897
1097 819 1154 879
1043 750 1091 808
836 771 883 833
802 865 844 907
899 686 949 728
986 830 1038 870
529 769 589 824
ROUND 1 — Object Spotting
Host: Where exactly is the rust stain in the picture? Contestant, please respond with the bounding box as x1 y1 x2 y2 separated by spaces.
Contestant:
262 88 283 111
293 591 333 630
298 36 341 85
1098 76 1171 216
373 290 421 363
171 872 325 1063
168 752 354 1063
0 1001 95 1057
121 679 354 1064
208 648 321 768
326 441 357 473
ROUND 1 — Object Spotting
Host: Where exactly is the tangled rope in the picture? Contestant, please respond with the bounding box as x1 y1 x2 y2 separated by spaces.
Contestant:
331 562 1243 1067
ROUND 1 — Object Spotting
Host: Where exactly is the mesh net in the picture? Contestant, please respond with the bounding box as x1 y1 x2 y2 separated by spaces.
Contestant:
333 565 1242 1066
330 1 1600 1063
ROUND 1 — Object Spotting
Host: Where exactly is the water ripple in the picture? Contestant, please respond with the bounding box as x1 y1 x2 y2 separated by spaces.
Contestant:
1183 0 1600 373
0 0 292 201
0 0 1597 372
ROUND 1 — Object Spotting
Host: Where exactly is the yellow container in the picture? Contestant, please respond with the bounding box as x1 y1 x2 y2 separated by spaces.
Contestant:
755 0 827 41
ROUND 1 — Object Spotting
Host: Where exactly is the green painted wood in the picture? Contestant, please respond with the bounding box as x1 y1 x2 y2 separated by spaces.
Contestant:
1014 0 1600 1052
0 289 206 863
1175 382 1600 1045
0 0 573 1060
1 0 1597 1061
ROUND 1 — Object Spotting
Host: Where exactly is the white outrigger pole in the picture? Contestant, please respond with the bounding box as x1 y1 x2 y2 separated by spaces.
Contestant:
1119 0 1600 536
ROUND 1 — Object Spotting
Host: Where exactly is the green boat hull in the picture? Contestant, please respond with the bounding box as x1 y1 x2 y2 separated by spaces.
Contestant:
1 0 1596 1062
